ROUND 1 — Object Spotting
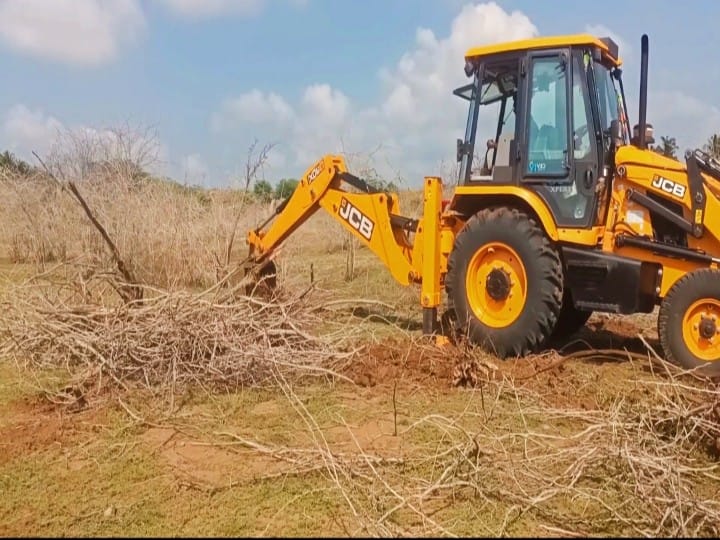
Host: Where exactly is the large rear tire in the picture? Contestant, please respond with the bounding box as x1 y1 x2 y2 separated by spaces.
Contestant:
658 269 720 376
445 207 563 358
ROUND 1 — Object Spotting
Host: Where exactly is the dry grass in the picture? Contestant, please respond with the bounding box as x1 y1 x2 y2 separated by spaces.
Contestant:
0 168 271 290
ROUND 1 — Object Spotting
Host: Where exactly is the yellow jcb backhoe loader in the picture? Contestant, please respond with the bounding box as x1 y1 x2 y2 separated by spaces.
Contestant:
245 33 720 375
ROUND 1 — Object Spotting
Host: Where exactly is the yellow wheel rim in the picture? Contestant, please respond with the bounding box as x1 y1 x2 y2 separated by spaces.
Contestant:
465 242 527 329
682 299 720 362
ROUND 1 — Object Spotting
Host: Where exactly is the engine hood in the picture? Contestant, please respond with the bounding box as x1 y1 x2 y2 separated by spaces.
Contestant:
615 145 686 173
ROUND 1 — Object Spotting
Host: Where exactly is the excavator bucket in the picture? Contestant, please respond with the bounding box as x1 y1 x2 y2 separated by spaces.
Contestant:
241 259 278 297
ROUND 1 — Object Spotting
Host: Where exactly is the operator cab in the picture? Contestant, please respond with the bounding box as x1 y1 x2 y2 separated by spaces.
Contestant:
455 35 630 228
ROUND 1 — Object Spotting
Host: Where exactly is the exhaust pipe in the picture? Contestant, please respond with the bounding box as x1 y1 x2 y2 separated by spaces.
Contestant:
637 34 649 149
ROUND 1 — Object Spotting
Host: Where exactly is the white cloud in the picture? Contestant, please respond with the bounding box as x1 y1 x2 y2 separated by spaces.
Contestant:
371 1 537 174
581 24 718 153
585 24 632 62
1 105 173 180
160 0 307 18
159 0 264 18
649 90 720 153
301 84 350 125
0 0 145 66
211 90 295 130
2 104 64 159
211 2 537 183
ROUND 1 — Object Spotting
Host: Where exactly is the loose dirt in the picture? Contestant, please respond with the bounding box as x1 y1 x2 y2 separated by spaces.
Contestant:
0 395 103 465
141 427 291 488
340 312 660 414
342 337 456 388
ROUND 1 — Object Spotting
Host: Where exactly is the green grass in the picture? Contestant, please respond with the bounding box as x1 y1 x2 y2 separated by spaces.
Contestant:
0 426 349 537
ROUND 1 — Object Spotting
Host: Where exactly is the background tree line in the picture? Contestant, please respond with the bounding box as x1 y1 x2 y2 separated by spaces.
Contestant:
652 133 720 160
0 150 35 176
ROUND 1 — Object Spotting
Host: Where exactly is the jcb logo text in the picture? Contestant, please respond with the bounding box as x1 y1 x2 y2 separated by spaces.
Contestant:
339 198 374 241
307 163 323 183
651 176 686 199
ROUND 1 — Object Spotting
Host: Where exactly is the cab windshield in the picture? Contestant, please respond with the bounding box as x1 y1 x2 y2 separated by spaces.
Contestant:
455 60 519 182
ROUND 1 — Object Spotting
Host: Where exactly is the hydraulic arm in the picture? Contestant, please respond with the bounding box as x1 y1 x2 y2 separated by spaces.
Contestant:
246 154 449 333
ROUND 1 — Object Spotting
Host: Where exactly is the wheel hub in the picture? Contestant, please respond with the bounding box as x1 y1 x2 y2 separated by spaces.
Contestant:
699 316 717 340
464 241 528 329
681 299 720 362
486 268 511 301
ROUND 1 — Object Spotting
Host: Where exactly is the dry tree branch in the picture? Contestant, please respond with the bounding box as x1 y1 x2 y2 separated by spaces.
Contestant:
31 148 142 303
65 181 142 303
243 138 277 192
0 277 356 405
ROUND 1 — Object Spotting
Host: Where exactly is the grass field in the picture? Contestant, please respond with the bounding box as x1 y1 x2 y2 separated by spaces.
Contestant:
1 167 719 537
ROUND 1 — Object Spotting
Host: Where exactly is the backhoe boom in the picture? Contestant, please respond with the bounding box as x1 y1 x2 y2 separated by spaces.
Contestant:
246 155 444 292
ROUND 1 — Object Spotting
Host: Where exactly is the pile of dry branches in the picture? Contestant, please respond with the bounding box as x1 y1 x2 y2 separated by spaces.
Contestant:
0 276 356 402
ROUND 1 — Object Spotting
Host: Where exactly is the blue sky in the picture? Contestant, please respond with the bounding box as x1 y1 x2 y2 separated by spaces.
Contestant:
0 0 718 187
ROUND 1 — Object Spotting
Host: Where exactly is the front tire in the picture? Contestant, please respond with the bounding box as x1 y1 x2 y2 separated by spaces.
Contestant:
445 207 563 358
658 269 720 376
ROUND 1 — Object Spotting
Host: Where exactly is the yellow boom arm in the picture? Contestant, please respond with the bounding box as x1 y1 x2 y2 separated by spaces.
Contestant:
246 154 447 332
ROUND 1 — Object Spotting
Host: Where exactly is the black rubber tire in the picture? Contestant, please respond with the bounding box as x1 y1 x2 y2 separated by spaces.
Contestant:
445 207 564 358
658 269 720 377
551 290 593 340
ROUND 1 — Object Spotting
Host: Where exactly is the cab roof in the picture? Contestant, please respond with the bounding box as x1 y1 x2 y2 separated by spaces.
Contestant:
465 34 621 66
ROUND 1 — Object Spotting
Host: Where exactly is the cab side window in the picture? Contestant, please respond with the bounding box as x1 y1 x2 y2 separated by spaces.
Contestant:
526 57 569 176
